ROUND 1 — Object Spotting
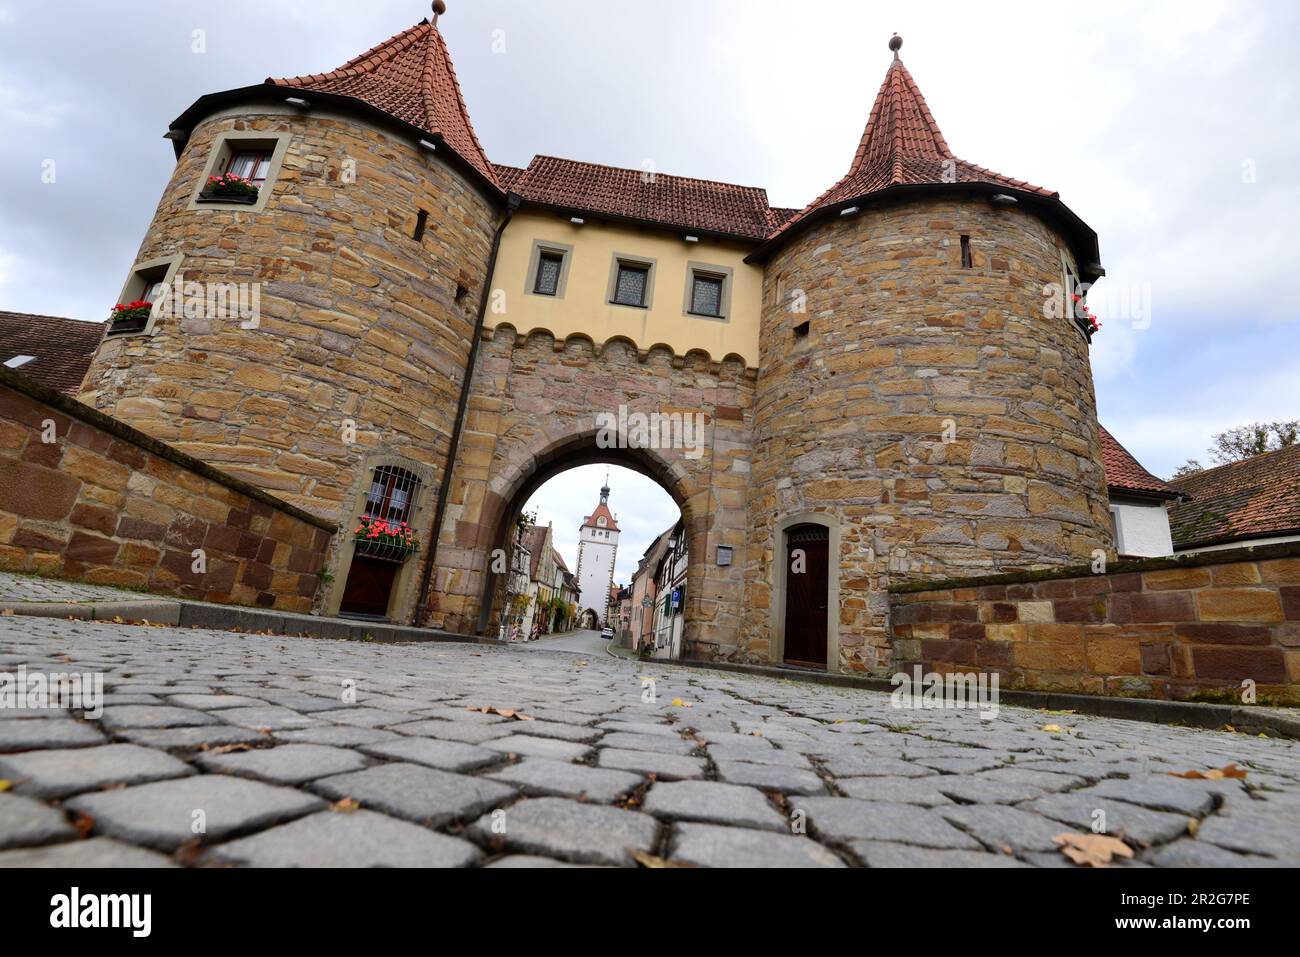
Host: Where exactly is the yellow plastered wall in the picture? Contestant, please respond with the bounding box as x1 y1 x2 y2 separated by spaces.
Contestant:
489 210 761 368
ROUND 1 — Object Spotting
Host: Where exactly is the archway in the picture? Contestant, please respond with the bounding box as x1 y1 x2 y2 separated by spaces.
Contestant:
477 448 687 653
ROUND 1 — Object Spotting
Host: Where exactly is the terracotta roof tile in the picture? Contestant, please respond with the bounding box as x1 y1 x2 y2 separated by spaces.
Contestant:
1168 445 1300 549
1099 425 1179 498
582 499 620 532
0 311 103 395
504 155 777 241
268 21 499 189
769 53 1056 243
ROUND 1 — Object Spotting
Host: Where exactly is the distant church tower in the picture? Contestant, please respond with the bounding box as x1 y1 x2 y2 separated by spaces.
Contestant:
575 479 620 624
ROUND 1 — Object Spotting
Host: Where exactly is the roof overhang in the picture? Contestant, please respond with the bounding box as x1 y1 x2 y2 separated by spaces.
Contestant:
1108 486 1186 504
509 197 767 246
746 182 1105 285
166 84 504 205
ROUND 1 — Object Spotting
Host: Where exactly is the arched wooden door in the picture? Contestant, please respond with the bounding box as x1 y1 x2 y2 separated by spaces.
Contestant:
783 523 829 668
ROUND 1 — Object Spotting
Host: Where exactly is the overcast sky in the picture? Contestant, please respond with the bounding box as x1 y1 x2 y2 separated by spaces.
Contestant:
1 0 1296 542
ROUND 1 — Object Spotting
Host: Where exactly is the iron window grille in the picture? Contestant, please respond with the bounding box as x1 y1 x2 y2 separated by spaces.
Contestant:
355 465 422 562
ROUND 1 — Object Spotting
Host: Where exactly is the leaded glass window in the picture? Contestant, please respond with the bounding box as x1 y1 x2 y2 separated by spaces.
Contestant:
690 274 723 316
614 263 649 306
534 252 562 296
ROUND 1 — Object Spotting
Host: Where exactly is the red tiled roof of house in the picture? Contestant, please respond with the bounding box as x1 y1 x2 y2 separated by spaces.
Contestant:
523 524 550 580
769 44 1057 244
268 20 499 189
1167 444 1300 549
502 155 778 241
1099 425 1180 499
0 311 103 396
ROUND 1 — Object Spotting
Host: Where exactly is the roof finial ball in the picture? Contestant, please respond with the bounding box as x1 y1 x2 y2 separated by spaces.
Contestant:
432 0 447 24
889 33 902 60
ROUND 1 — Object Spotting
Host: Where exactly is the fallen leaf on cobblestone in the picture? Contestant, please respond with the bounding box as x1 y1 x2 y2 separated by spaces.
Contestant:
0 779 11 792
1187 818 1200 838
1041 724 1063 733
1053 832 1133 867
207 743 253 755
1167 763 1247 780
671 698 693 708
71 811 95 840
331 798 361 813
629 849 692 868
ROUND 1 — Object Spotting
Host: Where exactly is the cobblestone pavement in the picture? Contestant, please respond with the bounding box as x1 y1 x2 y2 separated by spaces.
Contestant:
1 616 1298 868
0 572 153 604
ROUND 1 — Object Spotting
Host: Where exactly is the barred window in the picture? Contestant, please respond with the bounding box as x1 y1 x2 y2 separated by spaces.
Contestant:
364 466 422 524
613 263 649 307
534 252 563 296
690 274 723 317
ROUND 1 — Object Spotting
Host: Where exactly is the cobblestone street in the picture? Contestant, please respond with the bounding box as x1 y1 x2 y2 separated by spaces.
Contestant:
1 615 1298 868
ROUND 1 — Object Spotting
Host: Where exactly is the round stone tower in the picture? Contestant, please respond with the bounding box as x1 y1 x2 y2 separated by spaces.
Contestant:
745 37 1113 673
80 19 502 527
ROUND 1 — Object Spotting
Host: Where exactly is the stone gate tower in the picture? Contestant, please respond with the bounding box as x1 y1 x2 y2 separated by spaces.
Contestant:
77 18 503 619
575 480 620 624
742 35 1113 672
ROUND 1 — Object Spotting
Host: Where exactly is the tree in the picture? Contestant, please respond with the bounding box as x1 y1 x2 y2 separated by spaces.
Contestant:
1208 420 1300 465
1171 459 1203 479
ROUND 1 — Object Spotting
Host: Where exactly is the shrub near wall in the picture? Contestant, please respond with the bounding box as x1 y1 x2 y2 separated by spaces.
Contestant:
0 368 335 612
890 543 1300 704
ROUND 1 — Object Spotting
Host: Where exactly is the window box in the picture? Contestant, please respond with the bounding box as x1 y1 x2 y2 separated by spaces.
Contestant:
197 172 260 204
107 301 152 335
353 515 419 563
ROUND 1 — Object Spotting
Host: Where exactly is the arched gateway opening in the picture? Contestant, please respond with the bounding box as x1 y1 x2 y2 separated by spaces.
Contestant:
476 446 687 653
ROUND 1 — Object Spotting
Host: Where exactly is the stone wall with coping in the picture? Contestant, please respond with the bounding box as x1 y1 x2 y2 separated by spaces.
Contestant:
745 196 1114 674
0 368 334 612
889 542 1300 704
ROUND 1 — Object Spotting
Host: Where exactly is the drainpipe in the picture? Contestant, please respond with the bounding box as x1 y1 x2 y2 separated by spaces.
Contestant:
413 192 520 626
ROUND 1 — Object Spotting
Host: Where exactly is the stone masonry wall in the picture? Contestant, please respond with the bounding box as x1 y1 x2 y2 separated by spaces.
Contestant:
0 370 334 611
79 108 497 528
425 325 753 656
745 196 1113 674
890 543 1300 704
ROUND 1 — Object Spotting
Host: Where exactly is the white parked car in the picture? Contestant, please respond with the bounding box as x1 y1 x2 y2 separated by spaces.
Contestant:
600 627 614 639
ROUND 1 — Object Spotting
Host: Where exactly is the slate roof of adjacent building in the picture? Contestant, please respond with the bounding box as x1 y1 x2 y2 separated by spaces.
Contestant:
1099 425 1180 500
0 311 103 396
267 19 499 189
1167 445 1300 549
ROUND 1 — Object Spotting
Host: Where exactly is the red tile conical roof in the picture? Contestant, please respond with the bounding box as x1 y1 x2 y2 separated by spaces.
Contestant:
267 20 499 190
769 39 1057 244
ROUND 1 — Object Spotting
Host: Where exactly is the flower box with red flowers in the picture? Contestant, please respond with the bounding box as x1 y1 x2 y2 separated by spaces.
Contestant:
353 515 419 562
107 300 153 334
1071 293 1102 341
197 172 260 205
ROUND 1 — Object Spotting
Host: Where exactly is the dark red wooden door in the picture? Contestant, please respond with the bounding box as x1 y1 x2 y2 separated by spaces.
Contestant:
339 555 398 618
783 526 829 667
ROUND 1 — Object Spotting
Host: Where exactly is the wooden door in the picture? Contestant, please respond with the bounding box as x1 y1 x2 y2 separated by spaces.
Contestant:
783 525 829 667
339 555 398 618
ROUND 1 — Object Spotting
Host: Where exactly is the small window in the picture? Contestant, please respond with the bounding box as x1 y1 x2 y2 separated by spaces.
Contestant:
613 262 649 307
793 320 810 339
364 466 422 524
534 251 563 296
226 150 272 187
960 235 972 269
690 274 724 317
413 209 429 242
107 257 180 338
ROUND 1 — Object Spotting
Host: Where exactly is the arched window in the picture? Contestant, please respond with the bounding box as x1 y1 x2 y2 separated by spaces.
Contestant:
364 466 422 523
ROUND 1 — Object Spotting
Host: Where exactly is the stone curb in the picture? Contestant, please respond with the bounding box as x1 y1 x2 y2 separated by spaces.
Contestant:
664 657 1300 741
0 598 501 648
0 600 183 625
